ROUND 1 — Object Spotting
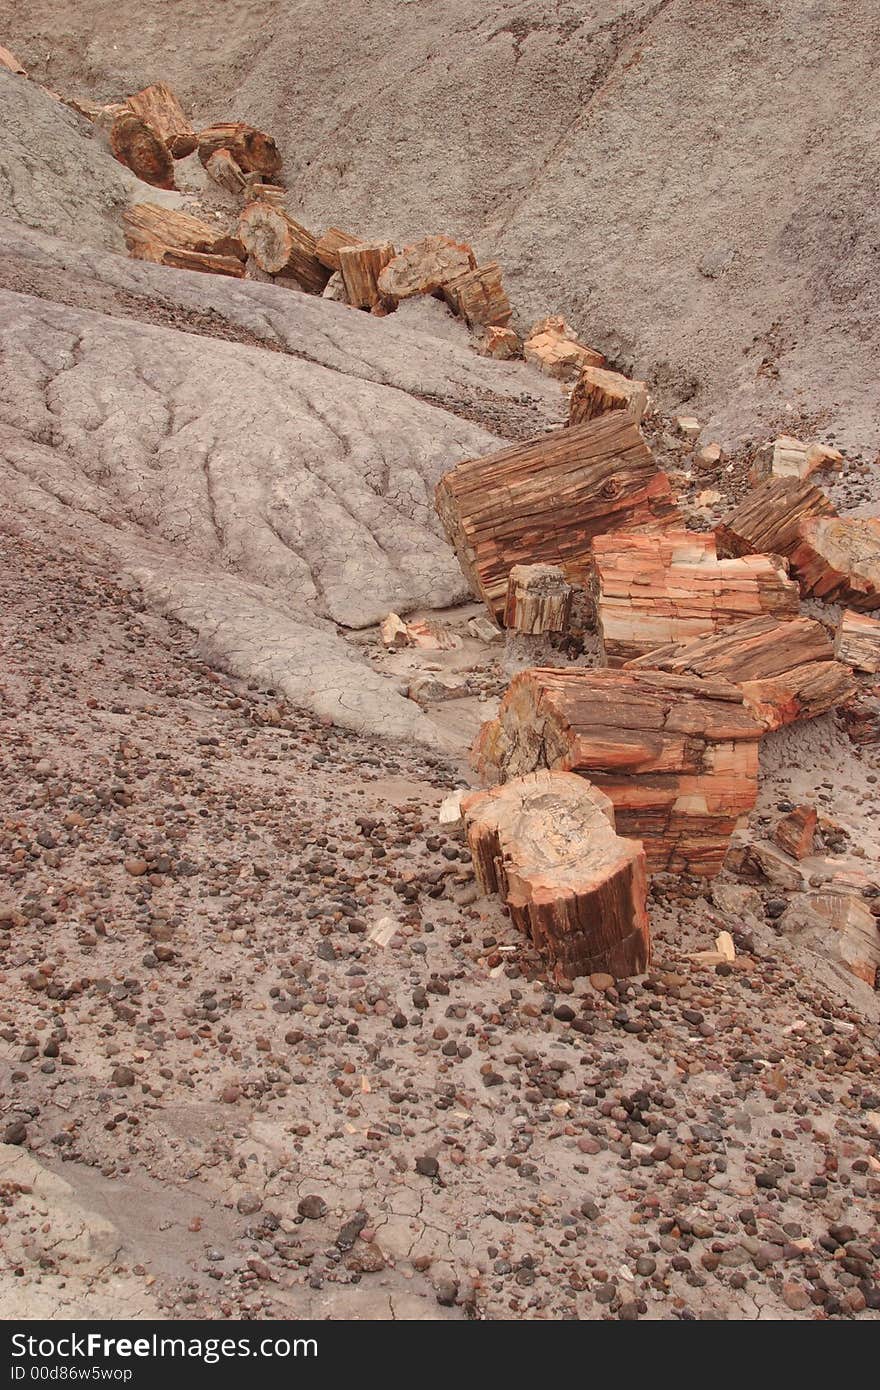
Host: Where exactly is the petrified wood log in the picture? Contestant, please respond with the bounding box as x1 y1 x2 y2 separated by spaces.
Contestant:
568 366 649 427
751 435 843 484
435 413 680 622
109 112 175 188
626 614 856 730
315 227 364 272
0 45 27 75
197 123 282 178
337 241 396 309
773 805 817 860
64 96 130 130
204 149 249 194
237 203 330 292
593 530 800 664
788 516 880 611
377 234 475 300
524 317 604 380
715 477 836 559
441 261 511 327
835 609 880 673
123 204 245 259
127 82 197 158
461 770 650 979
478 326 522 359
473 667 762 876
160 247 246 278
504 565 573 634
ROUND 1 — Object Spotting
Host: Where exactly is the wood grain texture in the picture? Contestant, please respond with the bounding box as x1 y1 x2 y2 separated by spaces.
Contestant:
789 516 880 611
568 365 649 426
715 476 836 559
835 609 880 672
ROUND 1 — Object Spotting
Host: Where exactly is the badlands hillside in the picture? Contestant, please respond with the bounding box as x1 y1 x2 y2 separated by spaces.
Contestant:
0 2 878 1324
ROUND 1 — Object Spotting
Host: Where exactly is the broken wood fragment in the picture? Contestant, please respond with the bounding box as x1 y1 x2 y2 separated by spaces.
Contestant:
197 123 282 178
236 203 330 292
625 614 856 729
504 564 573 634
715 477 836 560
337 241 396 309
64 96 130 131
752 434 843 484
127 81 197 158
315 227 364 272
109 112 175 188
123 203 245 260
779 892 880 988
0 44 27 75
461 769 651 979
523 317 604 380
473 666 762 876
160 247 246 277
441 261 511 327
592 531 800 664
435 413 680 622
478 326 522 359
204 149 249 194
568 365 649 427
773 805 817 860
835 609 880 673
788 516 880 611
377 234 475 300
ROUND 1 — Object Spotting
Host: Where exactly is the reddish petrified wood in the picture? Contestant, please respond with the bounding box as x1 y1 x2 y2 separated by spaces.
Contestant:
788 516 880 611
715 477 836 560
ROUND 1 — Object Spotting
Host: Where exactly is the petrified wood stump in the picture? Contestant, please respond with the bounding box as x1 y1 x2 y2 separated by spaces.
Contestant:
504 565 573 634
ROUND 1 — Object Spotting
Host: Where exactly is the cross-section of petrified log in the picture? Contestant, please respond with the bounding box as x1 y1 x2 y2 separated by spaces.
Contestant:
197 123 282 178
568 365 649 427
127 82 197 158
625 614 856 729
835 609 880 672
593 530 800 664
504 564 573 634
377 234 475 300
435 413 679 622
788 516 880 611
715 477 836 559
123 204 246 260
237 203 330 292
441 261 511 326
472 667 762 876
109 112 175 188
337 241 397 308
461 770 650 978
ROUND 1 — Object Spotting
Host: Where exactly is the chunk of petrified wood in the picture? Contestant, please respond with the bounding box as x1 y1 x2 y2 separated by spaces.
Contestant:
123 204 245 260
109 112 175 188
835 609 880 673
159 247 246 278
478 326 522 359
127 82 197 158
568 365 649 427
435 413 679 622
461 770 650 979
337 241 396 309
237 203 330 292
473 667 762 876
715 477 836 560
64 96 130 130
504 565 573 634
197 123 282 178
788 516 880 611
315 227 364 272
779 892 880 988
442 261 511 327
773 805 817 860
626 614 856 730
752 435 843 484
204 149 249 194
0 44 27 75
523 317 604 380
593 531 800 664
377 234 475 300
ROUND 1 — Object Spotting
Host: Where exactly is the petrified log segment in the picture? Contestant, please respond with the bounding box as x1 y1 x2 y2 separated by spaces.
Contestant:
593 531 800 664
478 326 522 359
160 247 246 278
788 516 880 611
752 435 843 484
524 317 605 380
773 805 817 860
109 112 175 188
435 413 680 622
835 609 880 673
65 97 130 130
461 770 650 979
569 366 649 427
123 204 245 260
197 123 282 178
377 234 475 300
204 149 249 194
315 227 364 271
237 203 330 292
337 241 396 309
715 477 836 559
442 262 511 327
504 565 573 634
626 614 856 730
472 667 762 876
127 82 197 158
